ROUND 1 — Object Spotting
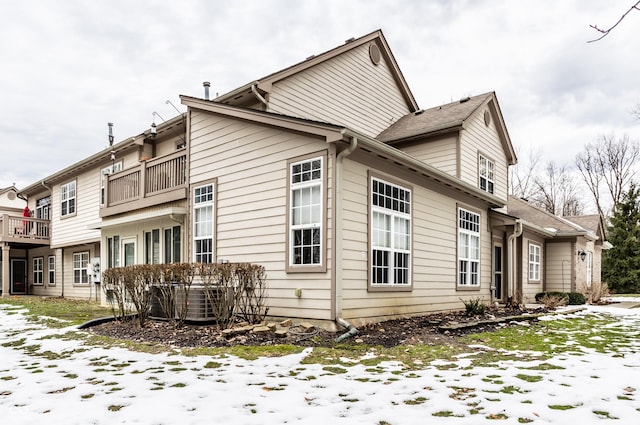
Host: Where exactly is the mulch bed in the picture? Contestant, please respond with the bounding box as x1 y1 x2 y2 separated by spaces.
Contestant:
87 306 552 349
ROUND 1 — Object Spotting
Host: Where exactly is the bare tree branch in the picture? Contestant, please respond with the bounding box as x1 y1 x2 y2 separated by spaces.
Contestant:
588 1 640 42
576 133 640 218
531 161 583 216
509 144 542 199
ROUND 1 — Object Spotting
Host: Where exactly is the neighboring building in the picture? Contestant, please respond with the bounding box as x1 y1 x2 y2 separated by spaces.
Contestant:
4 30 608 328
503 196 609 302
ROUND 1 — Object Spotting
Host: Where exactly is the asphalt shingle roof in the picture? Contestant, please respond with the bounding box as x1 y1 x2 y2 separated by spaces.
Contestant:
377 92 494 143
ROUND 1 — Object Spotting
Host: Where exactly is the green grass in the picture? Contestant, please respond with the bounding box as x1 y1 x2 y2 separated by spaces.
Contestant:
3 296 639 370
0 296 114 327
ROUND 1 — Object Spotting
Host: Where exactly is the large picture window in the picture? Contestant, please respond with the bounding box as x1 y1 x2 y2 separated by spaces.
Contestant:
61 181 76 216
528 243 541 281
371 177 411 287
458 208 480 286
479 155 494 194
193 184 214 263
73 251 89 284
289 156 323 268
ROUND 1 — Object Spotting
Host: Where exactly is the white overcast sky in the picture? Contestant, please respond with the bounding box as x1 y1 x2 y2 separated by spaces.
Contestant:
1 0 639 190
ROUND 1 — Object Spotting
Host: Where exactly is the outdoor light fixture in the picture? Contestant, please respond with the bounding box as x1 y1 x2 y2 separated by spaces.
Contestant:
578 250 587 262
150 121 157 138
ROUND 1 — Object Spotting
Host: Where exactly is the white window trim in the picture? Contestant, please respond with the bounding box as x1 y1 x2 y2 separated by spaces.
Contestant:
479 154 495 194
73 251 89 285
48 255 56 285
61 180 76 217
289 156 323 268
586 251 593 286
370 176 412 289
193 183 214 263
458 207 481 287
528 243 541 281
33 257 44 285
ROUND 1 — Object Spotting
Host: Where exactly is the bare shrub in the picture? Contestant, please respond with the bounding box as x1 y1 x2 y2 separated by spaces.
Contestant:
586 281 610 304
236 263 269 324
171 263 195 327
539 293 568 309
123 265 160 328
102 268 129 321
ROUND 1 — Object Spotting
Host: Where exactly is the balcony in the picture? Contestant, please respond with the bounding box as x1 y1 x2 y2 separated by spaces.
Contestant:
0 214 50 245
101 150 188 217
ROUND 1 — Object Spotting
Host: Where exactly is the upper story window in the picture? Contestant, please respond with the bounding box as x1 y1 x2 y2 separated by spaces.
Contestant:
371 177 411 287
101 162 123 205
61 181 76 216
528 243 541 281
289 156 323 268
479 155 494 194
36 196 51 220
193 184 214 263
458 207 480 287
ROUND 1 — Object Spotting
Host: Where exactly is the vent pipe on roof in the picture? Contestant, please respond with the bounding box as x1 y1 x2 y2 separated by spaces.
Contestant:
203 81 211 100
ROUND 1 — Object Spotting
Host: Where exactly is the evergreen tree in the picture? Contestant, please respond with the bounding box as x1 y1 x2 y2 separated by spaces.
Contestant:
603 183 640 293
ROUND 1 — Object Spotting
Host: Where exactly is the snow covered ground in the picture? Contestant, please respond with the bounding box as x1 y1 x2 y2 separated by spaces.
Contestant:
1 300 639 424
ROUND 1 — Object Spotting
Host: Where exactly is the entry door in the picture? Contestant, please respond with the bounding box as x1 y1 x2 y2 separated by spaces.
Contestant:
493 245 503 301
123 238 136 266
11 259 27 294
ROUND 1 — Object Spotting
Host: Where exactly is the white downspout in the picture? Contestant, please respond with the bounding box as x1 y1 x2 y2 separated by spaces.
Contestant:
335 136 358 338
507 220 523 301
251 84 268 109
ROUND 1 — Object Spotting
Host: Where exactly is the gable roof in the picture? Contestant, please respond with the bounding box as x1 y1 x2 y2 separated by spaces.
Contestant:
566 214 607 241
377 92 517 165
507 196 598 240
214 29 419 112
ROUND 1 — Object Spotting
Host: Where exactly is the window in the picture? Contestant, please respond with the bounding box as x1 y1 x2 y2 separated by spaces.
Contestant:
528 243 541 281
73 252 89 284
33 257 44 285
61 181 76 216
36 196 51 220
458 208 480 286
107 235 120 268
101 162 123 204
479 155 494 194
289 157 323 267
48 256 55 285
193 184 214 263
371 177 411 286
144 229 160 264
164 226 181 263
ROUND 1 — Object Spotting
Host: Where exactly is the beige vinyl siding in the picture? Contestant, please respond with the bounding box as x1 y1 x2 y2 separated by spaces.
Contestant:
339 158 493 323
520 233 545 303
26 246 61 297
459 109 509 201
51 148 141 247
60 243 99 300
189 110 333 321
397 135 458 177
545 241 572 294
268 43 410 138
